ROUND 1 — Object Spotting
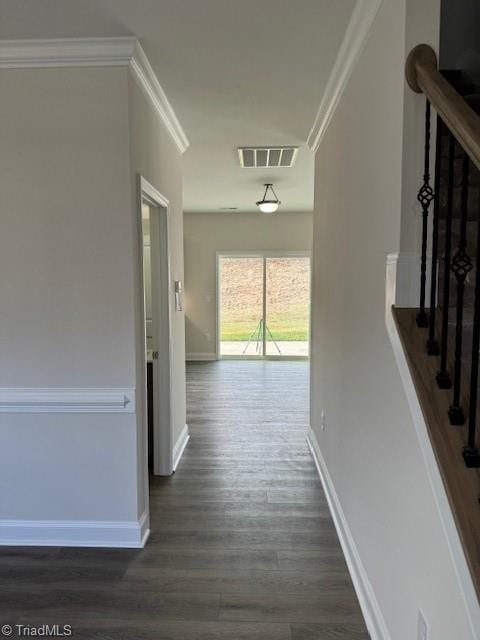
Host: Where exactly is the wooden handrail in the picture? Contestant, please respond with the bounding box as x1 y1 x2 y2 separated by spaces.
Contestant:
406 44 480 172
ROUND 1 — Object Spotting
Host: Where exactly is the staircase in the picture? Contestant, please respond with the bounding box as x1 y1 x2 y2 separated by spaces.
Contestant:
437 71 480 389
397 45 480 603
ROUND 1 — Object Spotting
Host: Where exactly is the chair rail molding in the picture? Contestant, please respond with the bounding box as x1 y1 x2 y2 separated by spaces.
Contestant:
307 0 383 152
0 387 135 413
385 253 480 637
0 37 189 153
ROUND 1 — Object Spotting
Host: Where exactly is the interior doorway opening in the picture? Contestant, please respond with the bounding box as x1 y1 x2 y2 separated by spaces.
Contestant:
217 252 311 359
141 203 155 472
138 176 174 478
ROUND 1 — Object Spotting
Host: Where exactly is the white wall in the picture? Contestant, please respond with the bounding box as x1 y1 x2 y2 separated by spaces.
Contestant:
183 211 313 358
0 67 139 525
128 70 186 509
311 0 476 638
0 62 187 543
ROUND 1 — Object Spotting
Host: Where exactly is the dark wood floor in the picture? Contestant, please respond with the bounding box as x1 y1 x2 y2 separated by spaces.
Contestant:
0 360 368 639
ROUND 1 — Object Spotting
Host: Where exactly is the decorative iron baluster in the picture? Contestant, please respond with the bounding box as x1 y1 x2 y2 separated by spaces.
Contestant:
426 116 443 356
436 133 455 389
449 153 472 424
417 100 435 328
463 196 480 468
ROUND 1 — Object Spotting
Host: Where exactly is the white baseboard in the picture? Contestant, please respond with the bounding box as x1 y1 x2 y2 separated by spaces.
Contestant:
172 424 190 471
138 509 150 547
307 428 391 640
186 353 217 362
0 509 150 548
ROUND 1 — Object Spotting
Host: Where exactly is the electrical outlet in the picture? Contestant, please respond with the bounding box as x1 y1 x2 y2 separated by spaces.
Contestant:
320 410 326 431
418 611 428 640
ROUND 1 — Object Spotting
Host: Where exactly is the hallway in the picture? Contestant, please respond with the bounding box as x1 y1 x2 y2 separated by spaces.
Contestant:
0 361 367 639
150 360 368 639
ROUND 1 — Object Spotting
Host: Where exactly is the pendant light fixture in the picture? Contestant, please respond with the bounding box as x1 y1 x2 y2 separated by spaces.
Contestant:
256 183 281 213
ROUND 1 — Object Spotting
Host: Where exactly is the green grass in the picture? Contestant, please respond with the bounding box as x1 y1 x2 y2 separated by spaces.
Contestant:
220 313 309 342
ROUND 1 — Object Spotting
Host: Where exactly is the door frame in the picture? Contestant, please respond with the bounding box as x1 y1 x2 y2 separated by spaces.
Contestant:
216 251 312 361
137 175 175 477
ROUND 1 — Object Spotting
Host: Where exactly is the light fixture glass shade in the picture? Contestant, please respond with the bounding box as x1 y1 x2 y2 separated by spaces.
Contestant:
256 183 281 213
257 201 279 213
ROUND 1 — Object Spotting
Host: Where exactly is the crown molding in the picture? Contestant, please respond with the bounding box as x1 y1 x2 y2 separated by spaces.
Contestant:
0 37 137 68
130 42 189 153
307 0 383 153
0 37 189 153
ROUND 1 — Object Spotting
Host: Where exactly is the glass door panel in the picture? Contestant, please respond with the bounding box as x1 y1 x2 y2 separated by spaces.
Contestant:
265 257 310 357
219 256 264 357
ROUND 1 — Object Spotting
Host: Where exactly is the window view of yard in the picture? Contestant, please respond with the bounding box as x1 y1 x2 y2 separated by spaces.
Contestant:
219 255 310 357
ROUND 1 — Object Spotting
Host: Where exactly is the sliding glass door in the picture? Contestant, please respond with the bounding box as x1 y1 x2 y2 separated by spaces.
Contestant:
218 253 310 359
265 256 310 357
218 256 264 357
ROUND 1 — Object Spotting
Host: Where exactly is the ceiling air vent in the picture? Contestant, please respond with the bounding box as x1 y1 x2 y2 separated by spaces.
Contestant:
238 147 298 169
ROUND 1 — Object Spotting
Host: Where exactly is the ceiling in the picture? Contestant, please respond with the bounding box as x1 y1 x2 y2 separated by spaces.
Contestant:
0 0 356 212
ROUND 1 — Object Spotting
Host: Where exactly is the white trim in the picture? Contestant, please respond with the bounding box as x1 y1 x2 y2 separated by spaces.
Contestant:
0 388 135 413
216 251 221 360
307 428 391 640
0 37 189 154
140 175 170 210
138 509 151 547
138 176 175 477
0 37 136 68
0 510 150 548
186 353 218 362
131 43 189 154
307 0 383 152
215 251 312 258
172 424 190 472
391 251 420 308
220 354 309 362
392 251 433 308
385 253 480 638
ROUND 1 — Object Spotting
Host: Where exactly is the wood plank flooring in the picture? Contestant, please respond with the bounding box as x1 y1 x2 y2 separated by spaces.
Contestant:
0 360 368 639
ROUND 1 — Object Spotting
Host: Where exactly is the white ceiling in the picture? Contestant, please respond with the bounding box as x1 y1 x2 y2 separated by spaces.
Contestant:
0 0 356 212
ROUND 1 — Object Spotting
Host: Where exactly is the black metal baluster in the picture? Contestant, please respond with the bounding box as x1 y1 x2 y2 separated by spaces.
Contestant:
426 116 443 355
436 133 455 389
417 100 435 328
449 153 472 424
463 197 480 468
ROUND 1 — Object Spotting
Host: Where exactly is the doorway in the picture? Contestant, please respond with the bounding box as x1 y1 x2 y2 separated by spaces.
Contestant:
138 176 174 477
217 252 311 359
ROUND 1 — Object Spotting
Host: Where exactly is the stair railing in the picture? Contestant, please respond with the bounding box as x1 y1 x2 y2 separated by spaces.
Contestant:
406 44 480 468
